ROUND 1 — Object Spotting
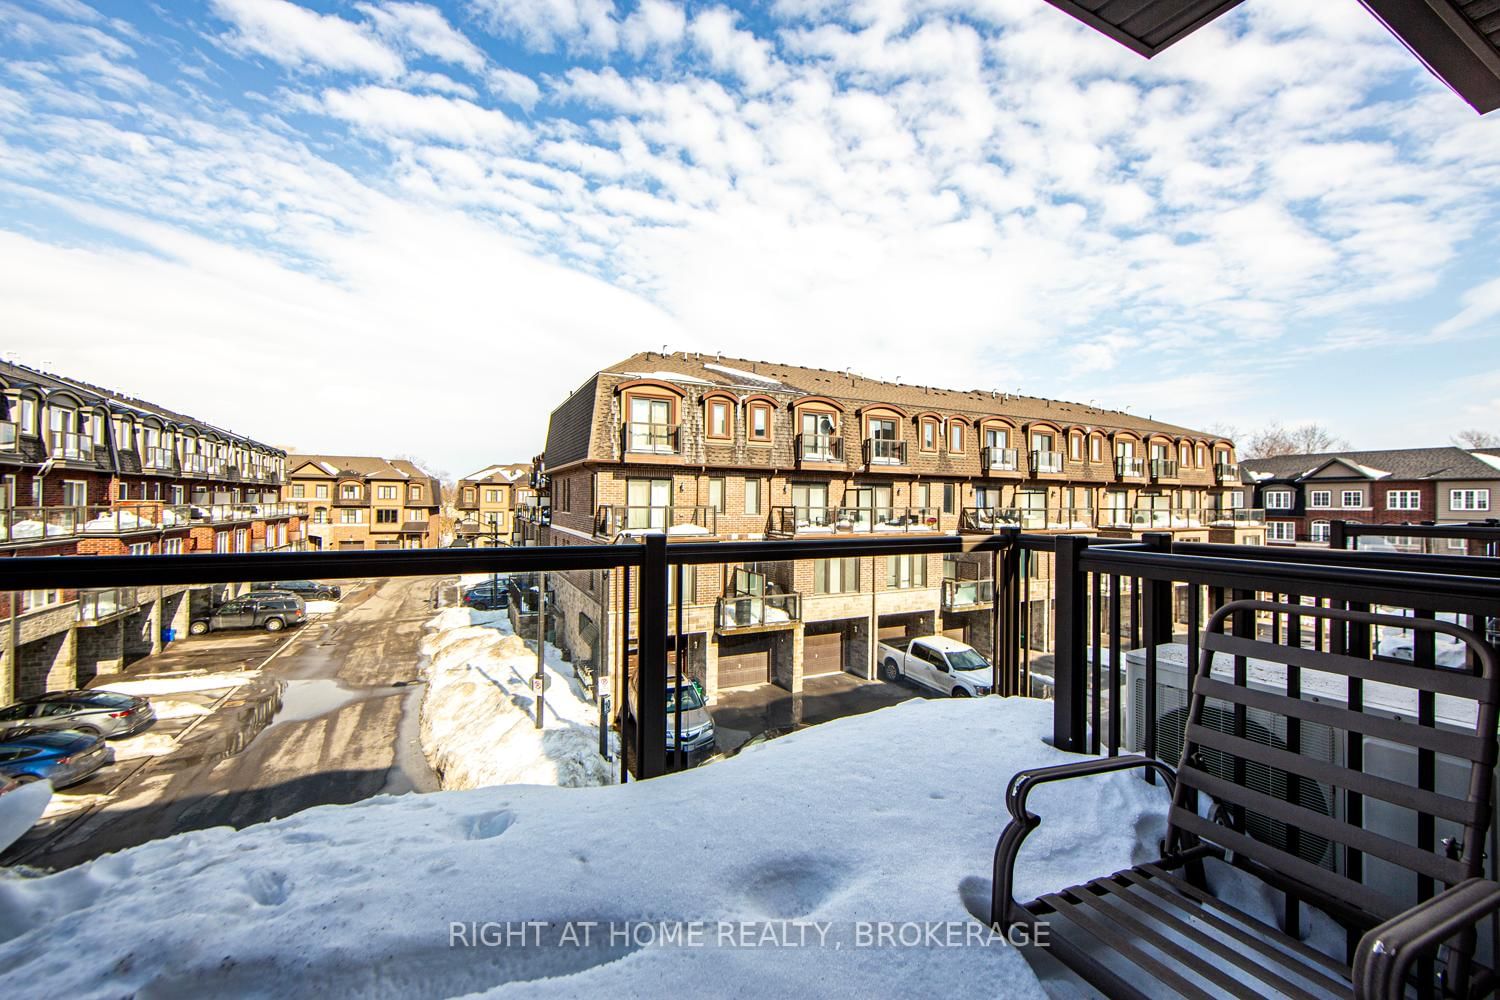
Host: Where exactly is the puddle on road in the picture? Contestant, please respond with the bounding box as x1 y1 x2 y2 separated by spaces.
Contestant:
271 679 364 726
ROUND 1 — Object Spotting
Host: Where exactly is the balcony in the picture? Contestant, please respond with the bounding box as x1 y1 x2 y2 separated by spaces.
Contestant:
48 430 94 462
622 421 680 456
333 490 368 507
180 454 209 476
0 420 16 453
1215 462 1239 483
940 577 994 611
862 438 905 466
192 502 300 524
141 446 177 472
1096 507 1205 530
716 591 801 634
1114 456 1146 478
1149 458 1179 481
832 506 940 533
766 505 833 537
1030 450 1064 475
594 504 716 538
796 433 843 464
959 506 1091 532
0 504 195 545
1205 507 1265 527
981 446 1020 474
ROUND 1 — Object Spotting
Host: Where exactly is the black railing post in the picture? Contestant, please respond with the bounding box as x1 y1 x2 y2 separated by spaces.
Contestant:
1052 534 1090 752
1330 519 1349 551
1140 532 1173 776
637 533 669 779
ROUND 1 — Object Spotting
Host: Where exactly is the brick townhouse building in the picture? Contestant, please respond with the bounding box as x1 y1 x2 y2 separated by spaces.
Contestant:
533 351 1255 710
453 463 532 546
0 360 303 705
1242 448 1500 548
283 455 444 550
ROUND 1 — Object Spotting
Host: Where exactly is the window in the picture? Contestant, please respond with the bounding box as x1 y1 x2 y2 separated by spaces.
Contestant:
62 480 87 507
484 488 500 503
162 538 182 555
130 542 152 556
377 485 397 500
1090 436 1101 463
625 478 672 529
1195 445 1205 467
214 532 229 553
1309 490 1331 508
942 482 956 515
410 485 423 501
339 509 363 524
1341 490 1364 508
1180 443 1190 466
914 483 930 510
1264 490 1294 510
1267 521 1297 543
814 557 859 594
340 483 361 499
1310 520 1331 543
315 485 329 499
1449 538 1468 551
1387 490 1421 510
313 508 327 524
707 477 725 513
948 422 964 453
117 483 128 501
707 400 731 440
292 484 305 499
376 509 399 524
749 402 772 442
19 398 36 433
886 554 928 589
171 485 184 504
1451 489 1490 511
920 418 939 452
1070 435 1082 461
744 478 761 516
627 394 677 453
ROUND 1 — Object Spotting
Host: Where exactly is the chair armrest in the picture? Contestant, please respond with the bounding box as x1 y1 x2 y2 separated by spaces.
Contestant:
1354 878 1500 1000
990 754 1176 929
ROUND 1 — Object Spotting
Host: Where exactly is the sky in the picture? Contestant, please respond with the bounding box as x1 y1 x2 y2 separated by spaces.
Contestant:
1 0 1498 479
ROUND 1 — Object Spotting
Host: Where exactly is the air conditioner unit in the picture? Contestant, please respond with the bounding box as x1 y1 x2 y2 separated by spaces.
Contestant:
1125 643 1496 959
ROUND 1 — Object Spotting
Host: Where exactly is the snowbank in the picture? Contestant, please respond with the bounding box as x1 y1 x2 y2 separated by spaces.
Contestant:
418 608 613 790
0 698 1170 998
98 672 258 697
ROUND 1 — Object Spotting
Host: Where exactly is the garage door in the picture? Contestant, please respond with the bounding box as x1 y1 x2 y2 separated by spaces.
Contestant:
718 644 771 688
803 629 843 676
942 624 967 643
878 624 906 642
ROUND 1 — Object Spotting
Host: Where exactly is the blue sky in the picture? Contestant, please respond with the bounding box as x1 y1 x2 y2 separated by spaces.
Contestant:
1 0 1498 477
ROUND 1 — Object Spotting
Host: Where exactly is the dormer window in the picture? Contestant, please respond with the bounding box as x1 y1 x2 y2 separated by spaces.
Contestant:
947 421 964 454
411 484 423 501
1070 434 1082 461
920 417 940 453
19 397 36 434
748 401 772 442
707 399 732 440
341 483 361 499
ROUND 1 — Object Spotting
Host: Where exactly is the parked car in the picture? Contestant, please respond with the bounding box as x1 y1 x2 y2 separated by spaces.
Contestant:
0 730 109 787
628 677 717 755
0 690 155 739
252 580 341 600
878 635 993 697
190 593 307 635
462 581 508 610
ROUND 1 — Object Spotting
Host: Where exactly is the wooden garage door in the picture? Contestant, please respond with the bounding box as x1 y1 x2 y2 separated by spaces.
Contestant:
718 645 770 688
803 629 843 676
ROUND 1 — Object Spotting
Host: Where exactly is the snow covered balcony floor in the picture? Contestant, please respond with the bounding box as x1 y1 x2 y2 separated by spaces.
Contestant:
0 698 1171 999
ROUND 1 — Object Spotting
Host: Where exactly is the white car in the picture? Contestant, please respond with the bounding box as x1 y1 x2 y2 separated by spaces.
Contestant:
878 635 993 697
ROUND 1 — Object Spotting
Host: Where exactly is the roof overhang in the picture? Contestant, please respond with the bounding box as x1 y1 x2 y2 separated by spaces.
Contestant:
1044 0 1500 115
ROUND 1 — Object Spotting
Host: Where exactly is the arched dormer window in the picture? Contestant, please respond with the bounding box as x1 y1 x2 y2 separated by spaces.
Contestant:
703 392 736 442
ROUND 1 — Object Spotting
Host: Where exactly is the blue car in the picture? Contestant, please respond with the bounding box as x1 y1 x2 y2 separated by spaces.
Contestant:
0 730 109 788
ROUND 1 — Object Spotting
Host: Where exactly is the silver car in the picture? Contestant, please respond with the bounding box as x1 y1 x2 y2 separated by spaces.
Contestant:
664 681 717 754
0 690 155 740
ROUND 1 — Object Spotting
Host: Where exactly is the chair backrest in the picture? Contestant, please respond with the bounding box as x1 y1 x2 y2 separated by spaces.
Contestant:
1165 599 1500 930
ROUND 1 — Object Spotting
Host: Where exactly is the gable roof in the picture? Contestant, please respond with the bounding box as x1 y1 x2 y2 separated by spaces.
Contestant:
461 463 531 485
1243 447 1500 483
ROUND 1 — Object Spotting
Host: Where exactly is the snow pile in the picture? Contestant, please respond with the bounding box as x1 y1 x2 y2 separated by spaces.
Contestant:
0 698 1185 998
304 600 340 615
98 671 257 697
419 608 612 790
0 781 50 854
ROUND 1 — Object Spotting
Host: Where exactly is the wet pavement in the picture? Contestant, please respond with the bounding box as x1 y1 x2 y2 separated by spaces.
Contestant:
5 576 443 870
709 671 938 755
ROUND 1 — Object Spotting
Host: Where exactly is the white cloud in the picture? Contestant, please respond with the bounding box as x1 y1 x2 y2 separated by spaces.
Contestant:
620 0 685 58
210 0 404 78
1435 276 1500 339
356 1 487 72
319 85 520 146
469 0 618 55
487 67 542 111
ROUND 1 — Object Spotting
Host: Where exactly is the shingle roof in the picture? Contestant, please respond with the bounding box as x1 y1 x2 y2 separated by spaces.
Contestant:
1242 447 1500 482
288 454 444 503
461 463 531 485
0 359 282 451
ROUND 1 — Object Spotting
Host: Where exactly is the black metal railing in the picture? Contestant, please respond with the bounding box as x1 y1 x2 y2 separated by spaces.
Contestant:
622 421 680 455
1214 462 1238 482
1115 456 1145 478
1149 458 1178 479
863 438 905 465
796 433 842 463
1031 450 1064 474
982 446 1020 473
48 430 94 461
594 504 717 538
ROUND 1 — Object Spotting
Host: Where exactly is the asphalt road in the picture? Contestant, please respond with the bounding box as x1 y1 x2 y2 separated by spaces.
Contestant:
7 576 442 870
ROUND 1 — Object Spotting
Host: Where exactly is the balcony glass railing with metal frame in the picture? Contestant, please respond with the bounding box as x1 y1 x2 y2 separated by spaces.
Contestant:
1030 450 1064 474
766 505 834 536
1204 507 1265 526
941 577 994 610
832 506 940 533
77 587 139 623
1215 462 1239 483
623 422 680 455
1149 459 1179 480
1114 456 1145 478
981 446 1020 473
594 504 716 537
142 446 176 471
716 591 801 632
863 439 905 465
48 430 93 461
959 506 1090 531
796 433 842 463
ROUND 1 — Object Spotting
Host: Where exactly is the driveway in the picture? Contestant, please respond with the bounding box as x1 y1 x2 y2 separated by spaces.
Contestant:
709 671 938 754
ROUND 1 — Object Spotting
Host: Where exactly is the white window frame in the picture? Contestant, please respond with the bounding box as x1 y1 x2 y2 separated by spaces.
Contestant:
1341 490 1364 508
1264 490 1294 511
1309 520 1331 543
1267 521 1298 543
744 478 761 516
1451 489 1491 512
1386 490 1420 511
1308 490 1331 509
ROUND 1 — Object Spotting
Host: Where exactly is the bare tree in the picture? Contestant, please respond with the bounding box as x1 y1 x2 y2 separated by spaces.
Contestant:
1242 422 1349 458
1453 429 1500 449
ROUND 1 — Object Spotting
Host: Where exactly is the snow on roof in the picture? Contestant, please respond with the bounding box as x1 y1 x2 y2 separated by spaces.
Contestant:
621 369 714 385
1471 452 1500 473
703 362 790 389
0 698 1242 997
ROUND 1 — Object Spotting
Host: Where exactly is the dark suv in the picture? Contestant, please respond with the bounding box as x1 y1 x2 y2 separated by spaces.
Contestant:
252 580 341 600
462 580 508 611
190 594 307 635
